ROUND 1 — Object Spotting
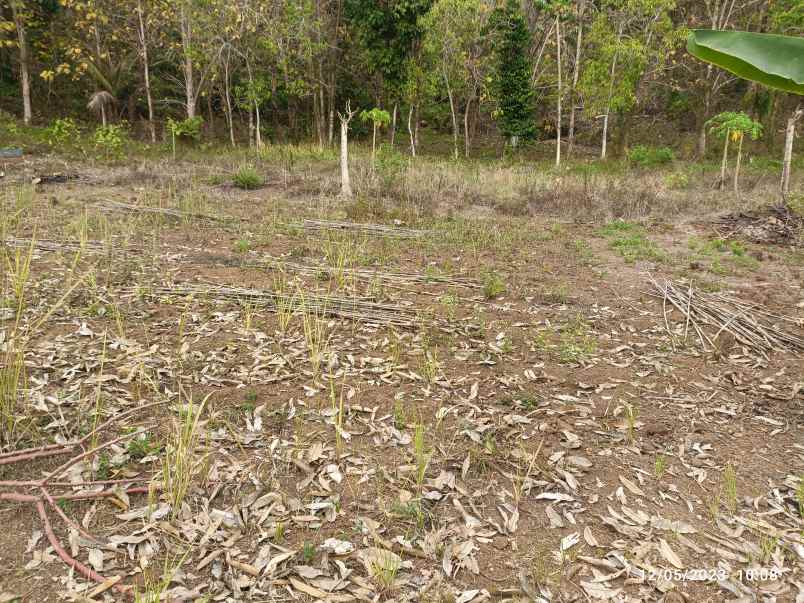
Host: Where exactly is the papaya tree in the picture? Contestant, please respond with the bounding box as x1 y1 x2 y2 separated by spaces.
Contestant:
706 111 762 194
360 108 391 171
687 30 804 197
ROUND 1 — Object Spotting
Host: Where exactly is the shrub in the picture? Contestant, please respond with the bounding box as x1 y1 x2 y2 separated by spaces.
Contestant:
45 118 80 147
232 166 264 190
93 124 128 159
627 145 675 167
166 116 203 142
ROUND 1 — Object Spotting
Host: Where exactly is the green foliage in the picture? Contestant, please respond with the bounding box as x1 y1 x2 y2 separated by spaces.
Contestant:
489 0 535 145
45 118 80 147
344 0 433 97
93 124 128 159
627 145 674 167
360 108 392 127
706 111 763 141
166 116 204 141
232 166 264 190
687 30 804 95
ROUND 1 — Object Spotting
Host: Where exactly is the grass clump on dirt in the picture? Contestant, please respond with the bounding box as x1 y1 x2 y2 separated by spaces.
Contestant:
599 220 666 263
232 165 264 190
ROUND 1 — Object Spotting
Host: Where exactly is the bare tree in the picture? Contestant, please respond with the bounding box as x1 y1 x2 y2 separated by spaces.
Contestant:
136 0 155 142
567 0 585 157
555 14 562 168
338 101 357 198
9 0 31 125
781 104 802 198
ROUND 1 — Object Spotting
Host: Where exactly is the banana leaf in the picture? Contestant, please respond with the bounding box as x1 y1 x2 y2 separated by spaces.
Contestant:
687 30 804 95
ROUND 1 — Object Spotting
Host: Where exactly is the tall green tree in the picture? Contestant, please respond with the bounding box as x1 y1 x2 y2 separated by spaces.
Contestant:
420 0 490 158
490 0 534 148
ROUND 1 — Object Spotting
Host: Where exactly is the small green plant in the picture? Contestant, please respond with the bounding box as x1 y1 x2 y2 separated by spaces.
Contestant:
162 393 210 517
274 521 285 542
418 345 439 384
127 433 161 460
368 549 401 593
624 403 639 444
97 452 112 480
759 534 778 564
45 117 80 147
233 238 251 253
482 271 506 299
302 541 315 563
796 475 804 518
232 165 264 190
707 487 722 521
627 145 675 167
413 423 430 489
93 124 128 159
723 464 738 513
654 454 668 480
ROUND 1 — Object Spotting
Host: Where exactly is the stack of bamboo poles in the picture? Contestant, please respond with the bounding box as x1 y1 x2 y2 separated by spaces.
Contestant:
250 256 480 289
138 281 424 327
94 200 226 222
3 237 109 253
300 219 430 239
650 276 803 358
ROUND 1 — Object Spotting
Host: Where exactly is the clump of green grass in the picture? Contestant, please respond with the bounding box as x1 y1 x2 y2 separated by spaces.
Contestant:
481 271 506 299
609 233 665 263
232 166 264 190
599 221 665 263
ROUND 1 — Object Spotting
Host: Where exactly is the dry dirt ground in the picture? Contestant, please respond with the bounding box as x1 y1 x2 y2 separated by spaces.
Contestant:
0 156 802 603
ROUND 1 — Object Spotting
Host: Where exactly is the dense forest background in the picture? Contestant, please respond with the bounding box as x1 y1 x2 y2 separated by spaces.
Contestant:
1 0 802 160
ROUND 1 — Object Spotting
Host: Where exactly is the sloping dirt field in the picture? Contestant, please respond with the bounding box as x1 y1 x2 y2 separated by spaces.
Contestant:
0 158 802 602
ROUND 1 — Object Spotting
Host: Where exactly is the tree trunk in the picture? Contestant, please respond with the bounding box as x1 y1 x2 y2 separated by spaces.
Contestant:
445 75 459 160
10 2 31 125
371 122 377 171
567 0 584 157
733 133 743 194
464 96 472 159
136 0 155 142
100 104 107 127
248 108 254 147
223 51 235 146
327 86 335 146
338 102 355 197
555 15 562 168
719 131 730 191
781 104 802 198
390 102 397 146
408 104 416 157
696 88 711 158
601 23 622 160
179 5 196 119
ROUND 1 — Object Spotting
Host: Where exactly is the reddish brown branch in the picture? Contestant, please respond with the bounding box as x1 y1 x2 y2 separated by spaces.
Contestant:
36 499 132 596
1 485 152 504
0 445 73 466
42 487 103 544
